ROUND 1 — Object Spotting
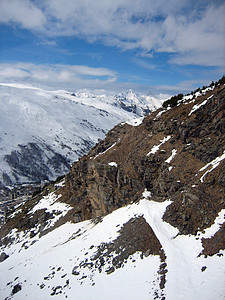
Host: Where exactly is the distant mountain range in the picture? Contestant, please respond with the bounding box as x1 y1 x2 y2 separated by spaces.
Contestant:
0 83 164 187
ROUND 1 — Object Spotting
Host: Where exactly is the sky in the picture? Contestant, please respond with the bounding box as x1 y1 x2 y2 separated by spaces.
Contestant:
0 0 225 95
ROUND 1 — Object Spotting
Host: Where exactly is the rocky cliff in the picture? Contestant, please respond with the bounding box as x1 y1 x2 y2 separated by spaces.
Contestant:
60 83 225 239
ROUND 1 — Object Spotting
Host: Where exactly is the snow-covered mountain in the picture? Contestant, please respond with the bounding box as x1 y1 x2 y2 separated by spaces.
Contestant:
0 81 224 299
0 83 164 187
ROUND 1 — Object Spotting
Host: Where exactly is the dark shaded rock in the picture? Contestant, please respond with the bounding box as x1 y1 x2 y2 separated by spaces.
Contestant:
218 170 225 187
106 266 115 275
144 249 151 257
72 266 80 276
12 284 22 294
0 252 9 262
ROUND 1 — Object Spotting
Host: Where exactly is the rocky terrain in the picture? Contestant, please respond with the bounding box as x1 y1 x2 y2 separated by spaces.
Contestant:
0 79 224 299
61 82 225 237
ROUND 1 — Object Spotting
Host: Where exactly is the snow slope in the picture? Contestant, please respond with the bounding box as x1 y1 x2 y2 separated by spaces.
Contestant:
0 189 224 299
0 83 164 186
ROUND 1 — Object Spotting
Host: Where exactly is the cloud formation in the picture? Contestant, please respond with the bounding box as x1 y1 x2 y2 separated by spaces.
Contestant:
0 0 224 67
0 63 117 91
0 0 46 29
0 62 211 95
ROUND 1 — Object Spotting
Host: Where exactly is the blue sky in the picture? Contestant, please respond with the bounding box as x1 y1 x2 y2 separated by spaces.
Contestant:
0 0 224 95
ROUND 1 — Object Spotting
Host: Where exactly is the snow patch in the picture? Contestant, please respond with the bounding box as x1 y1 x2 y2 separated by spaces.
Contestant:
126 116 144 126
108 162 117 167
30 192 68 214
154 109 165 119
93 142 117 159
165 149 177 164
147 136 171 156
142 188 151 199
188 99 208 116
29 192 72 230
199 151 225 182
55 179 65 188
198 208 225 239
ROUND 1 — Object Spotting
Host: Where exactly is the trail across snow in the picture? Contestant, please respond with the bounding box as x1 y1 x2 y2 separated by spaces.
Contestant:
0 191 224 300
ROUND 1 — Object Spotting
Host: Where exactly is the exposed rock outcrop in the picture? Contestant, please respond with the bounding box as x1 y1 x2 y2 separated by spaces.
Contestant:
59 84 225 241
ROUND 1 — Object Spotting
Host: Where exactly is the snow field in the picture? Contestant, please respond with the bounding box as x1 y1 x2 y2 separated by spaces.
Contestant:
1 190 224 299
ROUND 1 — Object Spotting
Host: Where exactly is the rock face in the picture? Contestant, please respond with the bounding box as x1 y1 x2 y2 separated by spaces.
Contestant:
60 84 225 240
0 83 224 257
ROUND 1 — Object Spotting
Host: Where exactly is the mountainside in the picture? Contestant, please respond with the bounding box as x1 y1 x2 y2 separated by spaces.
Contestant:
0 83 163 188
0 82 224 299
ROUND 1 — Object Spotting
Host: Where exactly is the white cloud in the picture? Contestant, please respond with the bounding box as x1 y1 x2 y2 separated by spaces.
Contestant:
0 62 218 95
161 5 225 66
0 1 224 67
0 62 153 93
0 63 117 91
0 0 46 29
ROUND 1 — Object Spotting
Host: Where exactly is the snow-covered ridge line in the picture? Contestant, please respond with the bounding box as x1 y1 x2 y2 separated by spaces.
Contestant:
0 82 42 90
